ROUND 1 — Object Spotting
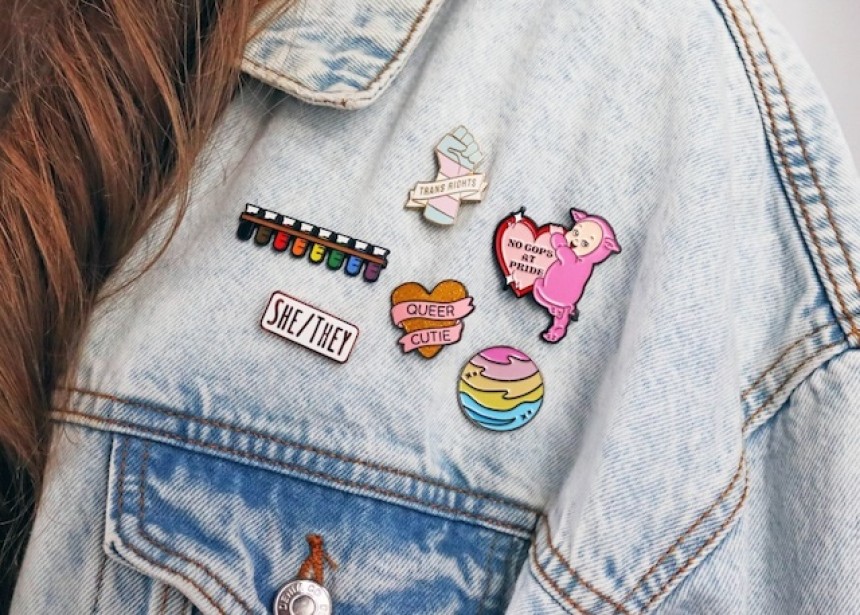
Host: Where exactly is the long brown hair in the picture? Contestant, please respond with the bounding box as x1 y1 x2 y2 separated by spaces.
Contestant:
0 0 270 603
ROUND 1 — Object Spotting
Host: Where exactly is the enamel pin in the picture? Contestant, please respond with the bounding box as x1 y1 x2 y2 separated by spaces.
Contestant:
261 291 358 363
405 126 488 225
458 346 544 432
494 208 620 343
237 204 390 283
390 280 475 359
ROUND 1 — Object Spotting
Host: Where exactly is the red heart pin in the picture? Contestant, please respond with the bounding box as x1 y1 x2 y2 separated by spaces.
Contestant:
494 210 558 297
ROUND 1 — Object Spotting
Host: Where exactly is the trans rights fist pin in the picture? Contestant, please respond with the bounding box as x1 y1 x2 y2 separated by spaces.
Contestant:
494 208 621 343
405 127 488 226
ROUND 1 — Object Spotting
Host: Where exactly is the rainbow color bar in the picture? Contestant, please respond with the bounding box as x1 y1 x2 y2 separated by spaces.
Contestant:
236 204 390 283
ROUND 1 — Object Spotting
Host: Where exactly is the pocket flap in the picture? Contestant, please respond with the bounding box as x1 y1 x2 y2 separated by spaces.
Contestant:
104 435 532 614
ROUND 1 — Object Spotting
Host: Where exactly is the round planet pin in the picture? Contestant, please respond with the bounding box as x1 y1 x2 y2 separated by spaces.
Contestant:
458 346 544 431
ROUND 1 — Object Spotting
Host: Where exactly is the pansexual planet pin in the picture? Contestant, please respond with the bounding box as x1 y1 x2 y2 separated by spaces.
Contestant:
390 280 475 358
405 126 488 225
261 291 358 363
494 208 620 343
458 346 544 432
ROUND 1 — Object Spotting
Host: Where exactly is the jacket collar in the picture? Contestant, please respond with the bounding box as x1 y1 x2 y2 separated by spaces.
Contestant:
242 0 445 109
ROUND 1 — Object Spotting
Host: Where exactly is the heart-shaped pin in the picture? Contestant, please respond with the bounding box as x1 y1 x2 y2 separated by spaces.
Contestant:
390 280 474 359
494 211 558 297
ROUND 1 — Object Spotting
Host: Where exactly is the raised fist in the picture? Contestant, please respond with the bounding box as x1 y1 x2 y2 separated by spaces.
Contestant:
437 125 484 171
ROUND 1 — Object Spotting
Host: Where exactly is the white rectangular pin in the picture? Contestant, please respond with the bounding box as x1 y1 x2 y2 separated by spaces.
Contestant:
261 292 359 363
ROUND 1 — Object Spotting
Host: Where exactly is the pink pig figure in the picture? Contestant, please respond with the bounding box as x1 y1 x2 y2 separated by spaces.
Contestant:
532 209 621 343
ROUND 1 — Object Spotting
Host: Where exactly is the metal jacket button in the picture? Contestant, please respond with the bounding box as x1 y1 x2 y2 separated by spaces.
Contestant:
274 580 332 615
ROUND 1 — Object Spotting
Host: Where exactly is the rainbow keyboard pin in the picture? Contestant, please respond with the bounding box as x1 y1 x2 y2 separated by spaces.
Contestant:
237 204 390 283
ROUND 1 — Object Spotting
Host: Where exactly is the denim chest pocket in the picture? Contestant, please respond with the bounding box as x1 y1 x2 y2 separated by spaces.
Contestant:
103 434 533 615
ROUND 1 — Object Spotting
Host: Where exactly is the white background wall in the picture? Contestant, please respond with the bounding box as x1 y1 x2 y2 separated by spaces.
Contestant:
767 0 860 173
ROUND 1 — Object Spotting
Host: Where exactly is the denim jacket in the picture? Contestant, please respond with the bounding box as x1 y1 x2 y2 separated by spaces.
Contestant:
13 0 860 613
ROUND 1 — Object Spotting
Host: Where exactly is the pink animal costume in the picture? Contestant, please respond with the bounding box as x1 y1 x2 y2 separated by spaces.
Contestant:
532 209 621 342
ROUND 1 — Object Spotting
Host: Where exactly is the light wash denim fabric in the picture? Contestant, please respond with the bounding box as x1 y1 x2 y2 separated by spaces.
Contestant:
12 0 860 613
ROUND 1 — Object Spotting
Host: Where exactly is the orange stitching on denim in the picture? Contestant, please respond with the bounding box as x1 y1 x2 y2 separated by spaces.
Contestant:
740 0 860 341
57 408 533 535
641 463 749 612
739 321 839 401
532 455 746 615
243 0 437 105
67 387 538 515
116 438 130 530
616 342 839 609
77 336 826 615
158 585 170 615
90 548 108 614
296 534 337 587
726 0 859 341
530 540 590 615
136 442 254 613
363 0 435 91
619 455 746 607
243 57 315 91
539 514 629 615
123 540 224 614
137 443 148 517
475 534 498 615
116 439 224 614
86 335 832 613
743 339 843 428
